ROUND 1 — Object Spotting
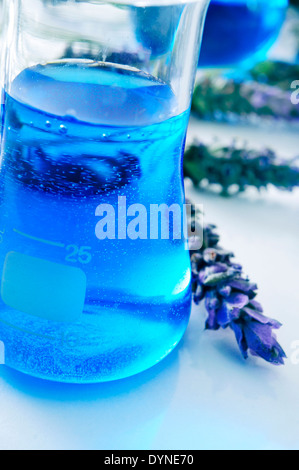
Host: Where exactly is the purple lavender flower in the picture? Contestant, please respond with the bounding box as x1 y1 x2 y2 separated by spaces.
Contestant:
231 316 285 365
189 216 286 365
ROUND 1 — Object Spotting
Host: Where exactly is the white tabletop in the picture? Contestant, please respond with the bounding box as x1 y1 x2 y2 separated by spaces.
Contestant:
0 115 298 450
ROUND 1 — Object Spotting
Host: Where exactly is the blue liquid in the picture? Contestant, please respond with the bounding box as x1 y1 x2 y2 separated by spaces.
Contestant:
199 0 288 67
0 61 191 383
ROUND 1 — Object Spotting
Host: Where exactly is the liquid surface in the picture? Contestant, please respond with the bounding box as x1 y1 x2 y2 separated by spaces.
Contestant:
0 61 191 383
199 0 288 67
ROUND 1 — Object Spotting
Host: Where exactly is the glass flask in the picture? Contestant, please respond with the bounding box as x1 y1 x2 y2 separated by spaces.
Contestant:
0 0 210 383
199 0 288 67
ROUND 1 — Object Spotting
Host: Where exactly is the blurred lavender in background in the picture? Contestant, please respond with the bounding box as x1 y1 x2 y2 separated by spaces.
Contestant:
188 0 299 195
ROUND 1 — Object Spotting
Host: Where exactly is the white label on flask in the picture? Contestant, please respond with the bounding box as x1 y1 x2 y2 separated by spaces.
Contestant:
1 252 87 322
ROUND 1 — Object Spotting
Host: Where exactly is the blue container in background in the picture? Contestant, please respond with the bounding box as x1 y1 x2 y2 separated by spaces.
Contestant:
199 0 289 67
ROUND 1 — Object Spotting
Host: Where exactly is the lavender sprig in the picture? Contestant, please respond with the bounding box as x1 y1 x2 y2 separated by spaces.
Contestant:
184 141 299 196
192 75 299 123
188 208 286 365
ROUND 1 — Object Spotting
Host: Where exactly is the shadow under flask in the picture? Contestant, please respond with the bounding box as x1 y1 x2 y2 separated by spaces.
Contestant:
0 0 209 383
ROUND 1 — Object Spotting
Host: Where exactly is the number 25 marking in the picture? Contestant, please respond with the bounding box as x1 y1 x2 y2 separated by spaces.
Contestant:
65 245 92 265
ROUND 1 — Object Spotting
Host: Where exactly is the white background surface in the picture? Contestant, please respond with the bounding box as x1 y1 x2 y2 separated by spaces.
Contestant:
0 116 298 450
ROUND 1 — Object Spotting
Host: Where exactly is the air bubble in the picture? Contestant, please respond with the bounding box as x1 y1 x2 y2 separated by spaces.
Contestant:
45 121 51 128
59 125 67 135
